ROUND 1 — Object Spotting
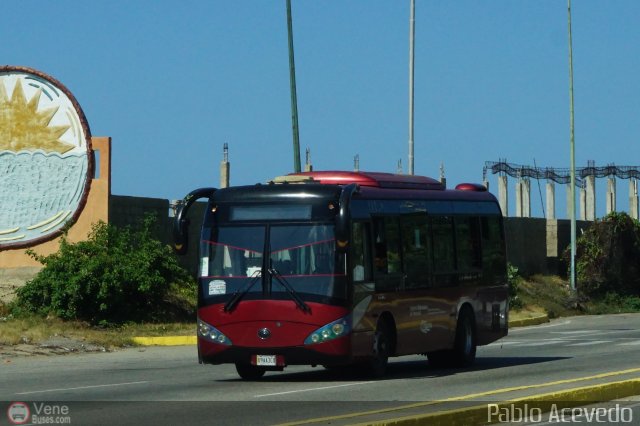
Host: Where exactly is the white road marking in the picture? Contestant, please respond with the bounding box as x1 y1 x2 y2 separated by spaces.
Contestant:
255 381 372 398
565 340 612 347
487 341 522 346
516 340 567 347
16 381 150 395
618 340 640 346
509 320 572 332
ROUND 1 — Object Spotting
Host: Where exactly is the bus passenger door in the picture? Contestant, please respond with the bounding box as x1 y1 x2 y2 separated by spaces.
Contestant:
350 221 377 358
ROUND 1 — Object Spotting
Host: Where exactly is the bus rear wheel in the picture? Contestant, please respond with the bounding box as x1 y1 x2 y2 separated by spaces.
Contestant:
428 309 476 368
235 363 266 380
451 308 476 367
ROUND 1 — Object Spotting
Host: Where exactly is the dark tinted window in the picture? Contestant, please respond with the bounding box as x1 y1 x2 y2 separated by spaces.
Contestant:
481 216 507 284
431 216 455 273
455 216 482 271
401 215 430 289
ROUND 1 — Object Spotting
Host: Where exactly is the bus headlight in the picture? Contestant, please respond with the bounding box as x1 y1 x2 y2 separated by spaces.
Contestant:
304 316 351 345
197 319 232 345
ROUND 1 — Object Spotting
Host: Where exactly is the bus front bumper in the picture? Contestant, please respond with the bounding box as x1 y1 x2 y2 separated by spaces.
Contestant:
198 336 352 367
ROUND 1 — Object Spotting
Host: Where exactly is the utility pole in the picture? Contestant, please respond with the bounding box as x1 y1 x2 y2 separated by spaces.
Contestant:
408 0 415 175
568 0 577 291
286 0 301 172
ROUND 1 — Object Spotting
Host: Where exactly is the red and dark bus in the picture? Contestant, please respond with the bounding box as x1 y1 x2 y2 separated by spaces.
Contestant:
174 171 508 380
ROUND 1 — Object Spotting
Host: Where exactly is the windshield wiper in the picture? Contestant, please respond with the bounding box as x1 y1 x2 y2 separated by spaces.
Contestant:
223 271 262 312
268 268 312 313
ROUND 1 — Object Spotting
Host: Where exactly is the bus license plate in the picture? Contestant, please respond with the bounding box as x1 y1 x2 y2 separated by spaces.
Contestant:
256 355 276 366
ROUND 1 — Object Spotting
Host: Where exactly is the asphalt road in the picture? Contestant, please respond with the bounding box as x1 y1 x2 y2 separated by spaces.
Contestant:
2 313 640 425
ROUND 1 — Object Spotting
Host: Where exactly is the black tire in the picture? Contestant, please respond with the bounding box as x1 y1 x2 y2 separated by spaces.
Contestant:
428 309 476 368
451 308 477 367
363 320 392 377
235 363 266 380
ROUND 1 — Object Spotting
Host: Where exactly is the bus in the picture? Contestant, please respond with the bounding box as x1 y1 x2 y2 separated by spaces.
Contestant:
174 171 508 380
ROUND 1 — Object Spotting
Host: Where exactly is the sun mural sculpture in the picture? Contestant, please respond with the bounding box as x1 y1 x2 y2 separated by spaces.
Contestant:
0 66 93 249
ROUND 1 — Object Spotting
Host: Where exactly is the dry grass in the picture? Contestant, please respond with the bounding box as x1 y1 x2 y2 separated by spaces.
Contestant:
512 274 579 319
514 274 640 317
0 314 194 348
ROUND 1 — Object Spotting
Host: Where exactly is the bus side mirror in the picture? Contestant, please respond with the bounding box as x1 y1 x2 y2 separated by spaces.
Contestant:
335 183 359 253
173 187 216 255
173 217 190 255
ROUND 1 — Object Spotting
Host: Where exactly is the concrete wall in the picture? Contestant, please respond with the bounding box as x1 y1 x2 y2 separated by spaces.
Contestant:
505 217 591 276
109 195 206 277
504 218 547 276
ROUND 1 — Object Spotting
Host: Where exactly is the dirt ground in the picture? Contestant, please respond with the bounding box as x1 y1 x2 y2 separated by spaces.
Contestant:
0 268 112 359
0 336 109 360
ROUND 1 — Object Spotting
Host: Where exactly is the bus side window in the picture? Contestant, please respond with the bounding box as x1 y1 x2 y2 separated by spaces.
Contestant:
373 217 402 292
401 215 430 289
481 216 507 284
351 222 371 281
373 217 401 275
431 216 455 286
455 216 482 272
373 218 387 273
385 217 401 274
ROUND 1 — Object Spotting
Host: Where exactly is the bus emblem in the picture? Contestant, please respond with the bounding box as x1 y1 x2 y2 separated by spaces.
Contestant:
258 328 271 340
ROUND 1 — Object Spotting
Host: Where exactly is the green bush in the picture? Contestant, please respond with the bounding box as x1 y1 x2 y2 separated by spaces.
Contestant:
570 212 640 298
587 293 640 314
13 216 195 326
507 263 524 310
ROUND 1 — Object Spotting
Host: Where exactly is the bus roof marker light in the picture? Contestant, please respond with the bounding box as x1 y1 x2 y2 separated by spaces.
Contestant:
455 183 487 192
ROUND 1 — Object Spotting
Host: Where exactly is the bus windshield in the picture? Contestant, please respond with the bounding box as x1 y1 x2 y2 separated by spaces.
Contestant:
200 223 347 305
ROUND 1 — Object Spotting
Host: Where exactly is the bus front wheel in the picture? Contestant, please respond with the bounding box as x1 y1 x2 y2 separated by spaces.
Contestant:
235 363 266 380
363 320 392 377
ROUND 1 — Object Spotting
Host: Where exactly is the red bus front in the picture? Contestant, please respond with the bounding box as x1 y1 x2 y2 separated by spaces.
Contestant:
196 201 354 377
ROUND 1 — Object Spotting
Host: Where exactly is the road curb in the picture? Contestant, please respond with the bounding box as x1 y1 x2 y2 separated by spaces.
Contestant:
508 313 549 328
354 378 640 426
132 336 196 346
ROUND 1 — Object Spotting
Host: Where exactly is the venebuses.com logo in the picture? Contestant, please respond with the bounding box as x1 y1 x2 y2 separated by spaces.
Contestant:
7 401 71 425
7 402 30 425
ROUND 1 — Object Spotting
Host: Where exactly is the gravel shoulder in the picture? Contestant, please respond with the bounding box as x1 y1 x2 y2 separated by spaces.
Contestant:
0 336 109 359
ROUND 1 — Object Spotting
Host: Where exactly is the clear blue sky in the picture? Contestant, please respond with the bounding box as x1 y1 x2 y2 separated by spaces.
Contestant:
3 1 639 218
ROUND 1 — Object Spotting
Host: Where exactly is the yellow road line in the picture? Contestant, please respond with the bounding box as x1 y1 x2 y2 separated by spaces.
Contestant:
277 367 640 426
349 378 640 426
